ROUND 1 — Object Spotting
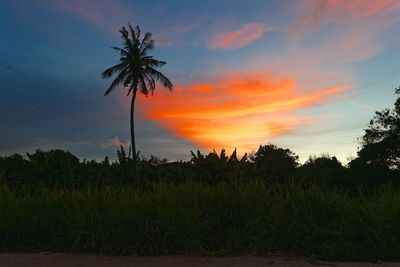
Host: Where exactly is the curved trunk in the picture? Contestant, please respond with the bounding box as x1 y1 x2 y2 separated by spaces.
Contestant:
130 84 137 177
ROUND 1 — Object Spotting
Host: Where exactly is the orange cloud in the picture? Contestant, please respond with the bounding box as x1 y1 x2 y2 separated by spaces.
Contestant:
289 0 398 37
209 23 268 49
137 72 348 153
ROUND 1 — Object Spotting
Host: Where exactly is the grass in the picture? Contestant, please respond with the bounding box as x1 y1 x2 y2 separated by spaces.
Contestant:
0 181 400 260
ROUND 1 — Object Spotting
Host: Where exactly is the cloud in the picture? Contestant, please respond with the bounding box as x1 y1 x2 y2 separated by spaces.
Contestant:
0 135 93 155
102 136 130 149
294 21 387 65
154 36 175 46
36 138 93 146
345 100 375 111
282 0 400 69
48 0 180 47
169 22 199 34
209 23 269 49
137 72 348 153
50 0 131 34
289 0 399 37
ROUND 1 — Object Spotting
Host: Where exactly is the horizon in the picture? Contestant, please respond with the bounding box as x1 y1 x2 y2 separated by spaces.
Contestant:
1 0 400 163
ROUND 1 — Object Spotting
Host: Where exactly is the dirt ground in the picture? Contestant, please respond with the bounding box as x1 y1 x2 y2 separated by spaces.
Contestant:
0 253 399 267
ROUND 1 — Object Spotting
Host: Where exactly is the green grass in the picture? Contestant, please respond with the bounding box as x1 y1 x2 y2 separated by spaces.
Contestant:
1 181 400 260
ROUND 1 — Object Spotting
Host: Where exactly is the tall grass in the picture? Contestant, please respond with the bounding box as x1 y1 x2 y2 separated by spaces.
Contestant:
0 181 400 260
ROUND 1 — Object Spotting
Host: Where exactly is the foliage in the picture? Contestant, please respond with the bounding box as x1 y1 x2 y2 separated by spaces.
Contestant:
297 154 345 184
1 143 399 190
356 86 400 169
0 135 400 260
1 181 400 260
251 144 299 181
190 149 249 184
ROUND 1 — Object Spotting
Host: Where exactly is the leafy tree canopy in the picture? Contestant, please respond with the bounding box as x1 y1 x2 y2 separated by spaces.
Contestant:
251 144 299 180
356 87 400 169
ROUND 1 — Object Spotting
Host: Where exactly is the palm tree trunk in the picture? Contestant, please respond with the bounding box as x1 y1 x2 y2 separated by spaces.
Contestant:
130 85 137 177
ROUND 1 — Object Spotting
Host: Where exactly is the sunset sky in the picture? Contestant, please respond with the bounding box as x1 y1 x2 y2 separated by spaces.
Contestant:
1 0 399 163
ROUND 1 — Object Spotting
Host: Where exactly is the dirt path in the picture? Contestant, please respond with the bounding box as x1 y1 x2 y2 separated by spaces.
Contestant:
0 253 398 267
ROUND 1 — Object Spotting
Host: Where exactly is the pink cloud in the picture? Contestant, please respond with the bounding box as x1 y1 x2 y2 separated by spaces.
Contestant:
154 36 175 46
292 21 386 65
102 136 130 149
284 0 400 66
169 22 199 34
50 0 179 47
209 23 269 49
289 0 399 37
50 0 131 34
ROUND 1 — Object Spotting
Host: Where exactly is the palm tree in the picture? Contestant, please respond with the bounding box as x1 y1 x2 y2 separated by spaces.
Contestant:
102 24 173 172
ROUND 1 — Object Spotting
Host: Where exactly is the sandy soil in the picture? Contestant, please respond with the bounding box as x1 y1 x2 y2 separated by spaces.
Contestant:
0 253 399 267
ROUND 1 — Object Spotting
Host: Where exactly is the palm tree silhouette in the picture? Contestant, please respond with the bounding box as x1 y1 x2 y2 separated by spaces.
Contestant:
102 24 173 173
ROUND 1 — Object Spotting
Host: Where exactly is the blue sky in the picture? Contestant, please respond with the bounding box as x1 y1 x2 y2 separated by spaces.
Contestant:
0 0 399 163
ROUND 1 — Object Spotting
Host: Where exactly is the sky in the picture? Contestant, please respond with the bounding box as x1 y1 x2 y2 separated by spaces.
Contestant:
0 0 399 163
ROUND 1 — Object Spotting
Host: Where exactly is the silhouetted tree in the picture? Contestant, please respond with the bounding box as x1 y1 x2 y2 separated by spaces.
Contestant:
355 87 400 170
298 154 345 184
227 148 251 180
102 24 173 175
189 149 249 183
190 149 229 183
251 144 299 181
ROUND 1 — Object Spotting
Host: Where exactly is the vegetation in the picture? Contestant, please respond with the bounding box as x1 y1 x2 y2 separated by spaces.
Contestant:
353 86 400 170
1 181 400 260
1 144 398 191
101 24 173 174
0 136 399 260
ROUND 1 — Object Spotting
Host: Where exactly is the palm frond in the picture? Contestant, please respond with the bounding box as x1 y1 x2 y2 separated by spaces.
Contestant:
141 71 156 95
142 57 166 68
126 83 135 96
140 77 149 96
104 69 128 96
140 32 154 51
111 46 124 52
142 32 152 43
144 73 156 94
128 24 140 47
111 46 129 57
145 67 173 90
142 39 154 53
119 26 132 49
135 25 141 39
123 74 133 87
134 24 141 40
101 63 126 79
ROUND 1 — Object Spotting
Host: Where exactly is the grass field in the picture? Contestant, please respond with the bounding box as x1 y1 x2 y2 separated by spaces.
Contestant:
1 181 399 260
